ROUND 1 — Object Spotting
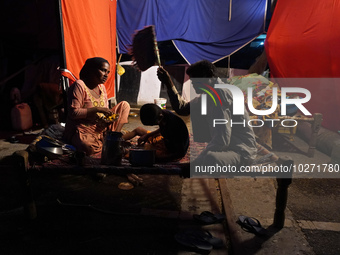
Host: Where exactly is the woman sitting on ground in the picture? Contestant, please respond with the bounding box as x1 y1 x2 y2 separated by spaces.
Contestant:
63 57 130 156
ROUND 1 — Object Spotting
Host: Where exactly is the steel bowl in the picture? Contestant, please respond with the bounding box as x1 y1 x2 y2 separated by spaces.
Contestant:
36 137 63 159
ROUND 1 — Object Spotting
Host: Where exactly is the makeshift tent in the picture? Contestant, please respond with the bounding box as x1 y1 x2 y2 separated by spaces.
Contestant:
0 0 118 128
265 0 340 132
0 0 117 98
60 0 117 99
116 0 268 64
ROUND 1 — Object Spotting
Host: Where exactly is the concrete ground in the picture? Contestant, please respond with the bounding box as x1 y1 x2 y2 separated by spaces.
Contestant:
0 110 229 255
0 108 340 254
220 126 340 255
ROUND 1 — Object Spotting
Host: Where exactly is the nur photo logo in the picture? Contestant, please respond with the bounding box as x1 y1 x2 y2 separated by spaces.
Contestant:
198 83 222 115
199 82 312 128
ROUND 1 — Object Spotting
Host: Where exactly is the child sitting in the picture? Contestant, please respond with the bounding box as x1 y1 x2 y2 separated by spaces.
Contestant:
123 103 189 162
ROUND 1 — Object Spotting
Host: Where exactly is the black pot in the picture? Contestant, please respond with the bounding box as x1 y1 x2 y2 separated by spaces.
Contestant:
129 149 155 167
101 131 124 165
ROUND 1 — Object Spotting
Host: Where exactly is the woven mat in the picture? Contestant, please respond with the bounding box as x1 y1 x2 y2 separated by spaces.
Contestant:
37 134 277 176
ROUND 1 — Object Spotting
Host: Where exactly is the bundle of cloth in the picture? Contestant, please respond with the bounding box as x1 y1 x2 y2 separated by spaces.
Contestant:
227 73 291 149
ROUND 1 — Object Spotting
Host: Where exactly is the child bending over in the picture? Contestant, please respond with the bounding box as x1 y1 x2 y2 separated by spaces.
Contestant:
123 103 189 162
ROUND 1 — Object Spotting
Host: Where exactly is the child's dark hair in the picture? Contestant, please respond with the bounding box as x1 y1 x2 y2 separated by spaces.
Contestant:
140 103 162 125
186 60 217 78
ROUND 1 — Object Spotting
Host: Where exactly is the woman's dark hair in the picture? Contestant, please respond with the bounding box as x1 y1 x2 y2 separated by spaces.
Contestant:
140 103 162 125
79 57 109 79
186 60 217 78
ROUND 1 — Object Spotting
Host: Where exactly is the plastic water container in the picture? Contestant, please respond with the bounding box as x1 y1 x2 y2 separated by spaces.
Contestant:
101 131 124 166
11 103 33 131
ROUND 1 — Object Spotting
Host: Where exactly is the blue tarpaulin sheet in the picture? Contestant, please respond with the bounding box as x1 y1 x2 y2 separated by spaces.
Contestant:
117 0 267 64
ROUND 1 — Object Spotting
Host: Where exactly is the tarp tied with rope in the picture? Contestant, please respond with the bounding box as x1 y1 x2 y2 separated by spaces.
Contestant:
117 0 268 64
265 0 340 131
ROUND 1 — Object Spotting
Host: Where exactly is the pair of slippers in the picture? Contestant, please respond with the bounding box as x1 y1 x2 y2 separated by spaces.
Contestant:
175 229 224 253
237 215 267 236
174 211 226 253
193 211 226 225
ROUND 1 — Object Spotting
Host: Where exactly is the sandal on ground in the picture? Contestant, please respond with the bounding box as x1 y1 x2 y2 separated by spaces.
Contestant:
193 211 226 225
189 229 224 248
237 215 267 236
175 228 224 251
175 230 212 253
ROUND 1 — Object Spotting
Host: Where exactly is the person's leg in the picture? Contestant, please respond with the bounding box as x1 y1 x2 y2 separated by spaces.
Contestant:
191 150 241 177
71 129 103 156
110 101 130 132
204 150 241 167
122 127 148 140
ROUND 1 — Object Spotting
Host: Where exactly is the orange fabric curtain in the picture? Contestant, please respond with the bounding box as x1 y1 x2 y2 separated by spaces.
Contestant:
61 0 116 98
266 0 340 78
265 0 340 132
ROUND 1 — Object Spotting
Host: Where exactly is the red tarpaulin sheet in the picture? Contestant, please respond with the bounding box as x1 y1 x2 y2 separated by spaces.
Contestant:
265 0 340 132
61 0 116 98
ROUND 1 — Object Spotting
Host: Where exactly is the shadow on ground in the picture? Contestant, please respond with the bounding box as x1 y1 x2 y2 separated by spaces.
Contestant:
1 205 183 255
0 170 210 255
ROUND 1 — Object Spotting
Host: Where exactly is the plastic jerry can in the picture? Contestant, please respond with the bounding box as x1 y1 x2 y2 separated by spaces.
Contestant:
11 103 33 131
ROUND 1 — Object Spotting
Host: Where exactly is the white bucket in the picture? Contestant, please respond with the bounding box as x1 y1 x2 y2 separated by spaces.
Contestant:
154 98 167 109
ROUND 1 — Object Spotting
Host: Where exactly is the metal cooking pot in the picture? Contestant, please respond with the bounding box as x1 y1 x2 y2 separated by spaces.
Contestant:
101 131 124 165
129 149 155 167
36 136 63 159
